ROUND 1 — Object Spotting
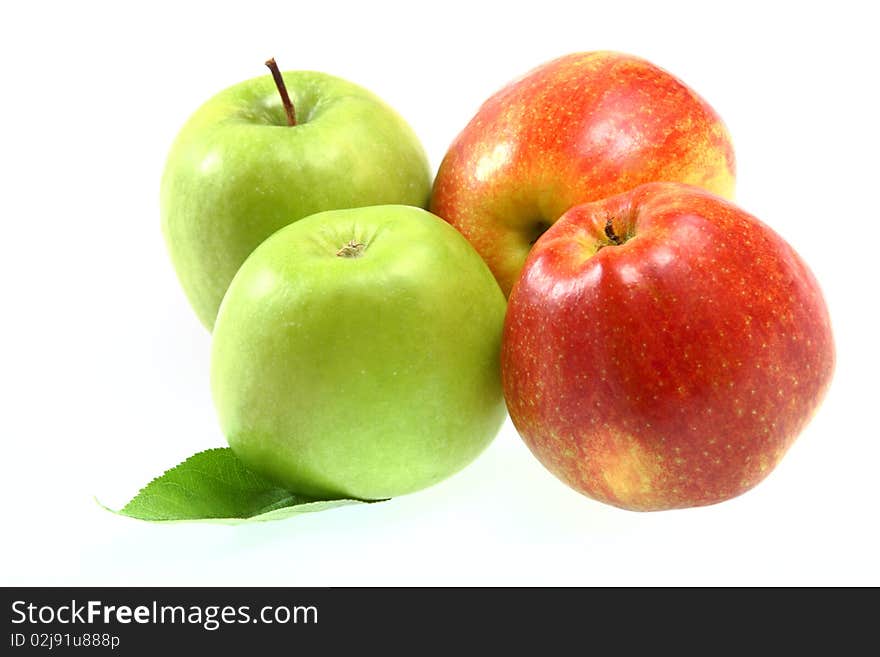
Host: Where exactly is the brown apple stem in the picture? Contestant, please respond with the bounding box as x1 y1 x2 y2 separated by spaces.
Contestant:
265 58 296 126
604 218 622 245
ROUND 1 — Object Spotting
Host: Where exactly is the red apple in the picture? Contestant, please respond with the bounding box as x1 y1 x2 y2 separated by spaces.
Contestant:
430 51 736 295
501 182 834 511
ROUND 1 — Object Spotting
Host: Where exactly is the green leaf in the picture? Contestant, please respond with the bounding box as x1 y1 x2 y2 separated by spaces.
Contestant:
105 448 367 524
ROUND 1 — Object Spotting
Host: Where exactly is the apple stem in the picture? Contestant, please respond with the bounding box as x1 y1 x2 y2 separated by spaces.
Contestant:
604 218 622 245
265 58 297 126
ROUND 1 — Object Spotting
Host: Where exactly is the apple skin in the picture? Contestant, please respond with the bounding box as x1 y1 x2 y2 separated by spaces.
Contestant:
211 205 507 500
501 182 834 511
161 70 431 330
430 51 736 296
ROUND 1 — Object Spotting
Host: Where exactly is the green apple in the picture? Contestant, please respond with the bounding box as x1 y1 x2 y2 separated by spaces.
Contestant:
161 62 432 329
210 205 507 499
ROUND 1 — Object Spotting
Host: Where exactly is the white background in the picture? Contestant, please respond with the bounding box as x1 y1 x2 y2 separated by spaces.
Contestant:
2 1 878 586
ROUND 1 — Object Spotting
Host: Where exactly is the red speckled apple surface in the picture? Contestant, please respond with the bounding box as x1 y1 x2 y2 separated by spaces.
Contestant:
501 182 834 511
431 51 736 296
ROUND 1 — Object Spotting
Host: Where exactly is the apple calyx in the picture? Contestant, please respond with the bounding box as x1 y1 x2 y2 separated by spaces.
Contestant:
265 57 297 126
336 240 366 258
